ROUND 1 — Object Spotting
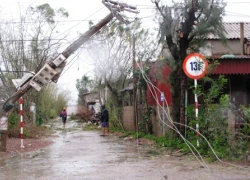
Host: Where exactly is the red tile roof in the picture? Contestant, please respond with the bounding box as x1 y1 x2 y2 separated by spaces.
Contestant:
207 22 250 40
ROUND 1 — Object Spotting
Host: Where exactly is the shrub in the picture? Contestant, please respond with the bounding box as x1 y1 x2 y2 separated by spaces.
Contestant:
8 113 19 130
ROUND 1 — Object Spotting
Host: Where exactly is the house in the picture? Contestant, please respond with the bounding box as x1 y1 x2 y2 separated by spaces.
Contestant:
145 22 250 135
147 61 173 136
202 22 250 56
203 22 250 111
112 22 250 135
120 61 173 136
81 92 102 114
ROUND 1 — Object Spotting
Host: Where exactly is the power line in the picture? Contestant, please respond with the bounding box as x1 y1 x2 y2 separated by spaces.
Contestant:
55 6 106 39
0 19 104 25
0 5 154 25
226 1 250 3
1 9 250 25
0 39 69 42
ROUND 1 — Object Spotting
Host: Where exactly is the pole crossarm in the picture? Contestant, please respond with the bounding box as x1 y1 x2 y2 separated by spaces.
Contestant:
102 0 139 13
102 0 139 24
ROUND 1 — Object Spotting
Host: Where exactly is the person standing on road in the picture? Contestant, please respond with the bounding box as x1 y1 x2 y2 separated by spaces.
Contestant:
60 108 67 128
100 104 109 136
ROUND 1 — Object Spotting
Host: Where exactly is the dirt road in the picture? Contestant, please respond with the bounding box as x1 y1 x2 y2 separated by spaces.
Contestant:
0 119 249 180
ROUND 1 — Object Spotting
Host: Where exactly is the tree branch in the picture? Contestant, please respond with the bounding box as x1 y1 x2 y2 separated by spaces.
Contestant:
166 35 179 61
154 1 167 19
206 0 214 21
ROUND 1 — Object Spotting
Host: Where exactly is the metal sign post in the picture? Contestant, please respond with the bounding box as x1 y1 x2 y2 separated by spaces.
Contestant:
161 92 165 135
183 53 208 147
194 79 199 146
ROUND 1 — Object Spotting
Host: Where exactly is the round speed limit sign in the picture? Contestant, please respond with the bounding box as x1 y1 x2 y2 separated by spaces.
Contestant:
183 53 208 79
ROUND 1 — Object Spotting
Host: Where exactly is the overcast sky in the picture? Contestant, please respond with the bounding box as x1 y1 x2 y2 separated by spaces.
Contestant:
1 0 250 105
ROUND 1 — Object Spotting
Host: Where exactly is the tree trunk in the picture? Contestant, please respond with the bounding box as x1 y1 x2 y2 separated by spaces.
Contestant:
179 70 187 135
179 37 188 136
170 69 181 130
164 8 195 136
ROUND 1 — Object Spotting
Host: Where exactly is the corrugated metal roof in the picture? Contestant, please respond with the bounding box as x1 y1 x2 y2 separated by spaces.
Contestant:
207 22 250 39
210 56 250 74
210 55 250 59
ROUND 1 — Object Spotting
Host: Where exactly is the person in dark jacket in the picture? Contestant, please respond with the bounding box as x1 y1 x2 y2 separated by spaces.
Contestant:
60 108 67 128
100 104 109 136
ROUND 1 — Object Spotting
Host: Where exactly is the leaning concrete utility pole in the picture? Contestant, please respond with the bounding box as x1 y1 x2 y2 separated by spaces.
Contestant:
2 0 139 113
0 0 139 152
62 13 113 59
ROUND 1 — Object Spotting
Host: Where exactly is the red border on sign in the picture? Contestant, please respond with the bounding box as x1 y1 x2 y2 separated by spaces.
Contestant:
183 53 208 79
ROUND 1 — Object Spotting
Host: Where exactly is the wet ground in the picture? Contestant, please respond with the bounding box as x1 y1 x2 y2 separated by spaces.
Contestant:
0 119 250 180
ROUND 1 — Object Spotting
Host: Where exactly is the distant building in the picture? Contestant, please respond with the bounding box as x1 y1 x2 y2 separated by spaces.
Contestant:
66 105 79 115
81 92 103 113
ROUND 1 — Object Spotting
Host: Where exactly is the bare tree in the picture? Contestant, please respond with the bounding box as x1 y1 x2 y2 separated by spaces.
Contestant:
85 20 159 130
0 3 69 120
87 20 159 101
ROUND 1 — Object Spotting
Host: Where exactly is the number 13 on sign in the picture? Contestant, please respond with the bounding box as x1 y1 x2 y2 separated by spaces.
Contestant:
183 53 208 80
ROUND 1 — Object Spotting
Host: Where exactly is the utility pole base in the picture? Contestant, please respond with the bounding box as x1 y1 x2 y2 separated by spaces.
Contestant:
0 130 7 152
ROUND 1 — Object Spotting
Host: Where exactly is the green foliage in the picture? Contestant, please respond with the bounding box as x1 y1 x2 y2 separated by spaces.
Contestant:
242 124 250 136
155 135 181 148
155 0 226 48
76 75 94 105
135 65 150 90
36 84 70 122
122 131 146 139
8 113 19 130
186 93 228 156
84 123 99 131
24 128 32 138
200 75 228 104
241 105 250 119
106 100 124 132
154 0 227 135
138 107 154 134
238 105 250 141
57 7 69 18
33 3 68 23
173 74 249 161
185 93 249 161
69 114 77 120
49 109 57 119
36 3 55 23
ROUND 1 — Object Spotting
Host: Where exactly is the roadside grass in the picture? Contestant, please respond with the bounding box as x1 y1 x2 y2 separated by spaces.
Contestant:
8 122 51 139
83 123 100 131
110 130 197 153
110 129 250 162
